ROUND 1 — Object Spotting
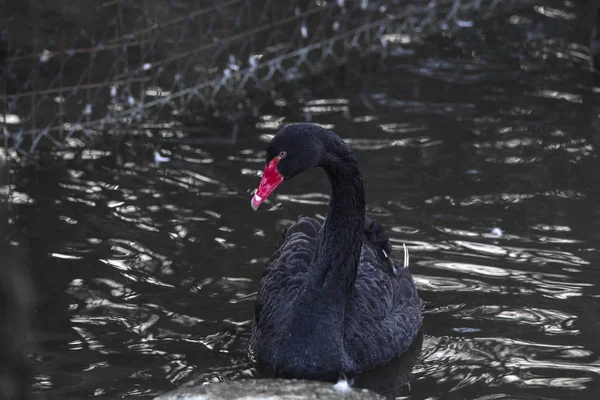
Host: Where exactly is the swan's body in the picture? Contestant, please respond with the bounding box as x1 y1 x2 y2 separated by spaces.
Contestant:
249 123 422 380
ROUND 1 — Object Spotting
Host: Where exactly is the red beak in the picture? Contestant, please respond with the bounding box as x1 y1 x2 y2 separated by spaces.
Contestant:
251 156 284 210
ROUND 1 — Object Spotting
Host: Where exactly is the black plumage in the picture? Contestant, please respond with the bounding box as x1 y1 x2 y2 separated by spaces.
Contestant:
250 123 423 381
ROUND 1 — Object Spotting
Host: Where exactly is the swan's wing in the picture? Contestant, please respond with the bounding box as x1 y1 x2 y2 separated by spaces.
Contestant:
363 216 392 255
344 237 423 371
363 216 395 275
255 216 391 305
251 216 321 356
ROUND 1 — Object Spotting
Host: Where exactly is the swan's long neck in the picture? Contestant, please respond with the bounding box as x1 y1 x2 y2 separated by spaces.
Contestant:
311 154 365 299
276 132 366 371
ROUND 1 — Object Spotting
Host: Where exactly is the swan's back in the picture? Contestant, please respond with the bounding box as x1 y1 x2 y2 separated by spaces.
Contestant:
251 216 422 375
343 233 422 371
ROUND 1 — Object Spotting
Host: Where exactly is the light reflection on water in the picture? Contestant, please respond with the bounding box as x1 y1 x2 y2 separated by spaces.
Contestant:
13 2 600 399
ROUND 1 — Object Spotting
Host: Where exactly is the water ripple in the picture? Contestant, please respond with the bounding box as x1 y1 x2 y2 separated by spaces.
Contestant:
20 2 600 399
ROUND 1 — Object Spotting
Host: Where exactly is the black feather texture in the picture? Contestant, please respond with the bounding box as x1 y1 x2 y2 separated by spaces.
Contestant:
250 123 422 380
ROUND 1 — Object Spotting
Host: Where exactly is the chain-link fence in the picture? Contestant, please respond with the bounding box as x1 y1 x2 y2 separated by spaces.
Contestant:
1 0 540 161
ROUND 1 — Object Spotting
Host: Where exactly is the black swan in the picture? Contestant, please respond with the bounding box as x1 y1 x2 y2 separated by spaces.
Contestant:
249 123 423 380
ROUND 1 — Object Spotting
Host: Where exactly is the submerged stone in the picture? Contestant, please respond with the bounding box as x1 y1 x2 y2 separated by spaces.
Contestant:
154 379 385 400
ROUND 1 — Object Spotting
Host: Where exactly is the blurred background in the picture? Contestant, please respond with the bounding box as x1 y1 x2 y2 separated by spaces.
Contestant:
2 0 600 399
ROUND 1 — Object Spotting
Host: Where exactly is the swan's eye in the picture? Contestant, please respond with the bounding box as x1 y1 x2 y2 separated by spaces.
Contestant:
279 151 287 159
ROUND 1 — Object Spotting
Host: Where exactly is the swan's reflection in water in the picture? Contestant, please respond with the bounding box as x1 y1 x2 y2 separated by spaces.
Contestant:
351 332 424 399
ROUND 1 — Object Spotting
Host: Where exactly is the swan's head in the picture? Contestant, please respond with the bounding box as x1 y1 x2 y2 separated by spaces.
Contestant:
251 123 325 210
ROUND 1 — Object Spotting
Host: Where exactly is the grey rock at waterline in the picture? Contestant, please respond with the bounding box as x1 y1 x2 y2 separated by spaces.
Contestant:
154 379 385 400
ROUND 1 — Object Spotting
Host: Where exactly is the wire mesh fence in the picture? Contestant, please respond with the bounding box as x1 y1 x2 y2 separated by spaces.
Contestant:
1 0 539 161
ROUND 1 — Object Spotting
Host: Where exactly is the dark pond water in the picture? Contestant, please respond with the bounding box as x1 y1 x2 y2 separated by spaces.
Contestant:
11 2 600 399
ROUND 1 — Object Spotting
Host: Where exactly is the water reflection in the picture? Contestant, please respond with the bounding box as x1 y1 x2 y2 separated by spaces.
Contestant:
9 1 600 399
